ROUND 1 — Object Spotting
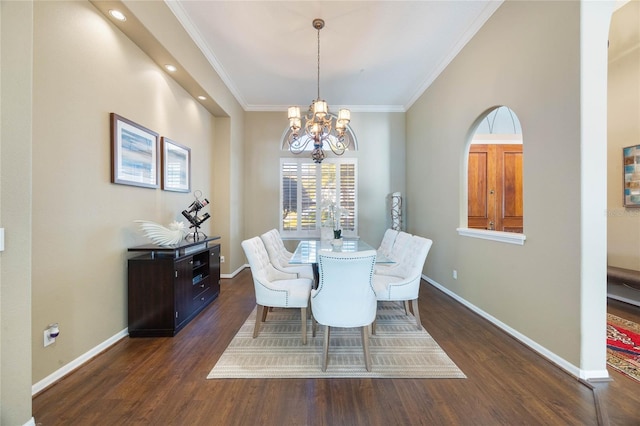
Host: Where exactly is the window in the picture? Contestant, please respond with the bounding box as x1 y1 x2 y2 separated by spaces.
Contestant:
280 158 358 238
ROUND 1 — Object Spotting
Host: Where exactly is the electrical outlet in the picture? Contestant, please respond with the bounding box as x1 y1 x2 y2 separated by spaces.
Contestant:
220 255 225 263
44 323 60 347
453 270 458 280
44 329 55 347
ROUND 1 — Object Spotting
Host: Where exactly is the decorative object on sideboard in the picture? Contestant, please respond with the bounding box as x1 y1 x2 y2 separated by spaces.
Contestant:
182 190 211 241
110 113 159 189
134 220 187 246
391 192 402 231
286 19 352 163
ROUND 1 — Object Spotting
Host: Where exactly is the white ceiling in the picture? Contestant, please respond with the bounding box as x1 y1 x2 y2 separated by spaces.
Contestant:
167 1 503 112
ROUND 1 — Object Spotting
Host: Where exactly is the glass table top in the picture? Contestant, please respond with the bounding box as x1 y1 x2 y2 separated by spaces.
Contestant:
290 239 393 264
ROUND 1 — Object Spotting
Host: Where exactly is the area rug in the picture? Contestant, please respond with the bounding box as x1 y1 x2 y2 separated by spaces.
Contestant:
207 302 466 379
607 314 640 383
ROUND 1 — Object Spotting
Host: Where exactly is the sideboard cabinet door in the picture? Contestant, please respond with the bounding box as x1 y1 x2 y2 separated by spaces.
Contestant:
209 244 221 297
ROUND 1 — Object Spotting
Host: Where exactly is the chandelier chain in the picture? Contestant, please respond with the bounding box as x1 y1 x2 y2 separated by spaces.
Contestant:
316 25 321 101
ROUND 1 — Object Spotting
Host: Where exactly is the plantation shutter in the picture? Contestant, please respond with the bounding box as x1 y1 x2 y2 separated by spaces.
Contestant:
300 163 317 232
280 158 357 237
281 162 298 232
338 163 356 232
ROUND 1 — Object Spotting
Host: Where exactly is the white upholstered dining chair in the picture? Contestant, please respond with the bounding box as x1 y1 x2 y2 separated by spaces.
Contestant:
377 228 399 259
260 228 315 281
311 250 377 372
241 236 313 344
372 235 433 331
374 230 412 273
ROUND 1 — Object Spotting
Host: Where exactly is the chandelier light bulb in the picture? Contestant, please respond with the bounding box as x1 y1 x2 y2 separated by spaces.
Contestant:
288 106 301 120
313 100 328 119
338 109 351 122
289 117 301 131
310 122 322 137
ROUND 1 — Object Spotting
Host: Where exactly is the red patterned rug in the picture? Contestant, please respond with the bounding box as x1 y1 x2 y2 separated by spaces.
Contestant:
607 314 640 383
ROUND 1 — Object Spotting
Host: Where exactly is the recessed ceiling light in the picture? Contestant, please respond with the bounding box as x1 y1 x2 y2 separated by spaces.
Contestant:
198 96 207 101
164 64 177 72
109 10 126 22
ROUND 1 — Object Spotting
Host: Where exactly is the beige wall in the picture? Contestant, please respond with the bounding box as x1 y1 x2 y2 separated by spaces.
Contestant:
242 111 405 249
30 0 222 384
608 1 640 270
1 1 35 424
406 0 608 371
121 0 246 275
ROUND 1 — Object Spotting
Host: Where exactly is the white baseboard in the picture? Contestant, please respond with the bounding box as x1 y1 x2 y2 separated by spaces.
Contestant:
221 264 248 279
423 275 610 382
32 328 128 396
32 268 250 396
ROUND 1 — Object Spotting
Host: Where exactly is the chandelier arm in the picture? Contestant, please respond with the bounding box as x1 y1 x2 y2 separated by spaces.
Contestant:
288 133 313 154
327 137 350 156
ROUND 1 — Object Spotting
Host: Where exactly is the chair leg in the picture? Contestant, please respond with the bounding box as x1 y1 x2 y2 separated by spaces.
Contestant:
404 300 411 315
254 304 265 338
312 314 317 337
362 325 372 372
261 306 269 322
322 326 330 372
411 299 421 330
301 307 307 345
371 302 378 335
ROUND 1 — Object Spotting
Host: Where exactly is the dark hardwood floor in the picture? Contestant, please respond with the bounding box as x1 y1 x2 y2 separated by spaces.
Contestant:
33 270 640 425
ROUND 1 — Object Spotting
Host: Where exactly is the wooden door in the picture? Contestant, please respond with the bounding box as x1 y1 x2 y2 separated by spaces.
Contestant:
468 144 523 232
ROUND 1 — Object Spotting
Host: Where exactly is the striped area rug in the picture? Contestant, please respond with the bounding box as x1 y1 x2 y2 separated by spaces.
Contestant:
207 302 466 379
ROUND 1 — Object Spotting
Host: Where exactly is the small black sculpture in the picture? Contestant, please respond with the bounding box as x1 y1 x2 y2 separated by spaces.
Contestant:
182 190 210 241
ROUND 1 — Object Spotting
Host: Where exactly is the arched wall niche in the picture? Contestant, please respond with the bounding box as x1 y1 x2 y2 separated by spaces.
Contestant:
459 105 526 245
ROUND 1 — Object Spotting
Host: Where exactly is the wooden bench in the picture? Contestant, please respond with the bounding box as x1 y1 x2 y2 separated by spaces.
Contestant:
607 266 640 307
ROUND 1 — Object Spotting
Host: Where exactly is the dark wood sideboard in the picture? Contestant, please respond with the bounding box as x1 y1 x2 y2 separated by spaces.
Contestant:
127 237 221 337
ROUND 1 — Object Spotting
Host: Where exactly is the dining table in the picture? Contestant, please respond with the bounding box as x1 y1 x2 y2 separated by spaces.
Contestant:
289 239 393 284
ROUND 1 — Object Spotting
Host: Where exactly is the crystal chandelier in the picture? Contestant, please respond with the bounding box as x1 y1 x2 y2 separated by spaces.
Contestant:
287 19 351 163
